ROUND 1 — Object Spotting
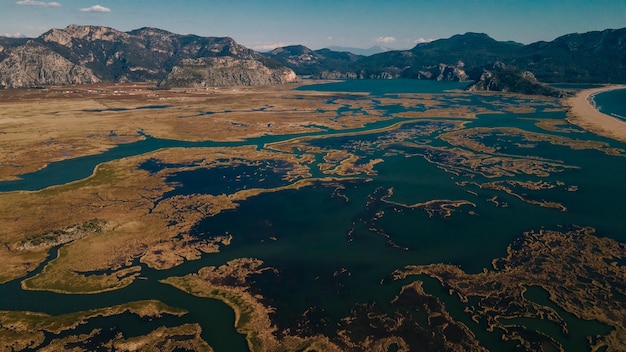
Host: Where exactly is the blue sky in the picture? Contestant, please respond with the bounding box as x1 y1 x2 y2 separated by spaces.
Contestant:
1 0 625 50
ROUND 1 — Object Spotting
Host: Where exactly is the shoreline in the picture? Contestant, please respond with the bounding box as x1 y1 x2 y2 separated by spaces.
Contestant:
566 85 626 143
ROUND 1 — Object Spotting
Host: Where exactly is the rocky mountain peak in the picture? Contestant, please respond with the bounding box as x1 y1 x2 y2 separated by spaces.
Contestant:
41 24 129 47
266 45 323 68
129 27 175 38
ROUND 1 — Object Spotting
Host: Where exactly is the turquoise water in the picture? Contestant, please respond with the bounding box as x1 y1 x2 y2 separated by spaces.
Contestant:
297 78 469 94
0 118 408 192
1 80 625 351
592 88 626 121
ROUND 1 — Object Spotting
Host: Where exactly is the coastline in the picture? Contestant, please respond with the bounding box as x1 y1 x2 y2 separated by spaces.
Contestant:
566 85 626 143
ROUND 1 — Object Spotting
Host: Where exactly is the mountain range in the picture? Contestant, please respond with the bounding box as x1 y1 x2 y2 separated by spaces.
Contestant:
1 24 625 95
266 29 626 84
0 25 297 89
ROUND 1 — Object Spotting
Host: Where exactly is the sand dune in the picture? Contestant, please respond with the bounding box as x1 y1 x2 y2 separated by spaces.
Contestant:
566 85 626 143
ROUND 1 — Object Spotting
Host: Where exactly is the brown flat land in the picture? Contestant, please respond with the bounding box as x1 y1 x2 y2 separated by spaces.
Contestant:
0 82 377 181
0 82 513 182
0 82 403 289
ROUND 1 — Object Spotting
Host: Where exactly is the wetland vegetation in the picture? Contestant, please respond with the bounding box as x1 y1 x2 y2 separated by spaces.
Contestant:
1 80 625 351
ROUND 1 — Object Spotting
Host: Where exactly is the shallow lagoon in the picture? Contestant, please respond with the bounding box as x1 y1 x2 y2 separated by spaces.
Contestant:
1 80 626 351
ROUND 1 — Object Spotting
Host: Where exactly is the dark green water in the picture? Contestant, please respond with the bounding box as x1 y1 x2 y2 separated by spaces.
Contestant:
1 80 625 351
0 255 249 351
517 286 613 351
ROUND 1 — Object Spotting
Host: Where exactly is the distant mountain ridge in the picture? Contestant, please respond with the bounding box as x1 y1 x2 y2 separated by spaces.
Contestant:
326 45 388 56
515 28 626 83
267 28 626 89
1 25 626 94
0 24 297 88
266 45 363 79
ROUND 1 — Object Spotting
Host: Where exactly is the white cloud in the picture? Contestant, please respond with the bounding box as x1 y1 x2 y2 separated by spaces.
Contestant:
80 4 111 12
375 36 397 44
16 0 61 7
2 32 28 38
413 37 434 44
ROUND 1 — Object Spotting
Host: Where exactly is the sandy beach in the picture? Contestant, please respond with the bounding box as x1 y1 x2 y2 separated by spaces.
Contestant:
566 85 626 143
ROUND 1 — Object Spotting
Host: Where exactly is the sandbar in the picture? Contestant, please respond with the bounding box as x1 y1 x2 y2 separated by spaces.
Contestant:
566 85 626 143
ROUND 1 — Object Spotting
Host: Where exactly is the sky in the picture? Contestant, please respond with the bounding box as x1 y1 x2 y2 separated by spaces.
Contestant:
1 0 625 51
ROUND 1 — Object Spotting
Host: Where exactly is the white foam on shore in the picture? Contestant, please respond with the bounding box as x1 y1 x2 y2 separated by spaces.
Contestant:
611 113 626 120
590 88 626 120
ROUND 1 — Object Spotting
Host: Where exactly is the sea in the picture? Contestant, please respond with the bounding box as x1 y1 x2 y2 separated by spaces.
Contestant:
592 87 626 121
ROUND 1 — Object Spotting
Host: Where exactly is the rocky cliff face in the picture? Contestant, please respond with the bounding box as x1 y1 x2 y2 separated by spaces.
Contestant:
0 36 29 61
439 63 469 81
467 62 564 97
160 56 297 87
0 40 99 88
0 24 296 88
